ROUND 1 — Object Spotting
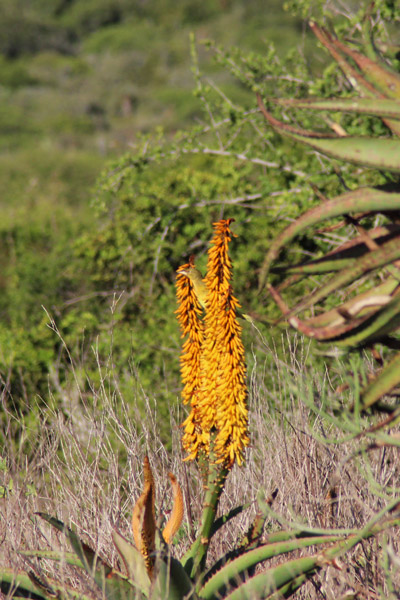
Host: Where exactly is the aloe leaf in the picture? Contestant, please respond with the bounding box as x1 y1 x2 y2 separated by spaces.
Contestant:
360 351 400 410
333 293 400 347
309 21 379 96
308 22 400 136
222 513 400 600
0 569 49 600
267 573 308 599
274 225 400 276
150 553 193 600
258 96 400 172
222 555 320 600
210 503 251 537
27 572 58 599
111 530 150 595
199 535 342 599
258 187 400 289
0 568 92 600
281 237 400 319
289 135 400 172
333 35 400 100
307 278 399 328
35 513 112 579
275 257 354 275
274 97 400 119
18 550 83 568
269 283 400 345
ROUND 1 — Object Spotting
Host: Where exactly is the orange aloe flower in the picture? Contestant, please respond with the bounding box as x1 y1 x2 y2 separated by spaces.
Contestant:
176 220 249 467
175 258 206 459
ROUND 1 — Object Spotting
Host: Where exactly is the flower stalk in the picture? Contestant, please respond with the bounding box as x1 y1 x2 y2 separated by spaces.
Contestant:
176 218 250 579
176 219 249 469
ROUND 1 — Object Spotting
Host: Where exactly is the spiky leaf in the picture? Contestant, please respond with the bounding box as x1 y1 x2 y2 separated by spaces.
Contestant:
112 530 150 596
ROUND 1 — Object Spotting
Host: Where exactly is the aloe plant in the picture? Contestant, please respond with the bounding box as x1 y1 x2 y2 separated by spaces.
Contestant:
3 218 400 600
257 19 400 413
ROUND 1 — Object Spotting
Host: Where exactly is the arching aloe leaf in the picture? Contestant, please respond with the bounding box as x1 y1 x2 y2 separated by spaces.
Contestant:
268 284 400 345
222 514 400 600
332 34 400 100
0 568 93 600
333 293 400 347
274 97 400 119
287 135 400 172
222 555 319 600
0 570 50 600
273 225 400 276
360 351 400 410
273 237 400 319
309 21 379 97
112 530 150 596
306 278 399 328
35 513 113 579
18 549 83 568
258 188 400 290
199 534 343 600
308 21 400 135
268 284 373 342
257 96 400 174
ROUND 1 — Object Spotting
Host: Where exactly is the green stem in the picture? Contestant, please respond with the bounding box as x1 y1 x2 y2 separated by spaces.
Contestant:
190 460 229 582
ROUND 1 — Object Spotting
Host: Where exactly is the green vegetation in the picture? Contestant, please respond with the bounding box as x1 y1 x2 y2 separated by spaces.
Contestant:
1 1 400 596
0 0 309 411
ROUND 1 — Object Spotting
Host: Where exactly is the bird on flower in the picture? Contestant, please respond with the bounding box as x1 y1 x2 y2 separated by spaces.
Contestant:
177 265 208 310
177 265 254 323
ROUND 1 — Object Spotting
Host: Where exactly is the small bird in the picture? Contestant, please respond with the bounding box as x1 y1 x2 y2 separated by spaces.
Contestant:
177 265 254 323
177 265 208 310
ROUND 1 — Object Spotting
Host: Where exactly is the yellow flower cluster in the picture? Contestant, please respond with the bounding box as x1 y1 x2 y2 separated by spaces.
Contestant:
176 220 249 468
175 259 204 405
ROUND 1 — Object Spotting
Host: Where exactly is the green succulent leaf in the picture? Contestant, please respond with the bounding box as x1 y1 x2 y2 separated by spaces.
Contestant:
258 188 400 289
284 136 400 173
360 351 400 410
35 513 113 586
333 292 400 347
275 237 400 322
0 568 92 600
18 550 83 569
111 530 150 596
331 35 400 100
222 554 320 600
221 512 400 600
257 94 400 174
306 277 399 328
274 226 400 276
0 570 51 600
199 535 343 599
273 97 400 119
308 21 400 137
210 503 251 537
150 553 193 600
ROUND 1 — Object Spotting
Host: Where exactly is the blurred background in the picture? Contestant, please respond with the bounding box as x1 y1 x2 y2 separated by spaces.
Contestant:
0 0 314 414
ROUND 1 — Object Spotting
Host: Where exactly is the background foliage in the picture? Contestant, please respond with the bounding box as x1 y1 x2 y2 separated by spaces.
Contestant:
1 1 400 597
1 0 399 445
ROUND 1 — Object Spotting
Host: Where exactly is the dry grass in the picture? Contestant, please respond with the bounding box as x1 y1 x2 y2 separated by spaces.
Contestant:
1 330 399 599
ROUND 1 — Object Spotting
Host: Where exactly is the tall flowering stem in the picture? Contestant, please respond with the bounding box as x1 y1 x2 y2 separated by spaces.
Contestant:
176 219 249 580
176 220 249 468
203 218 249 467
175 258 206 460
